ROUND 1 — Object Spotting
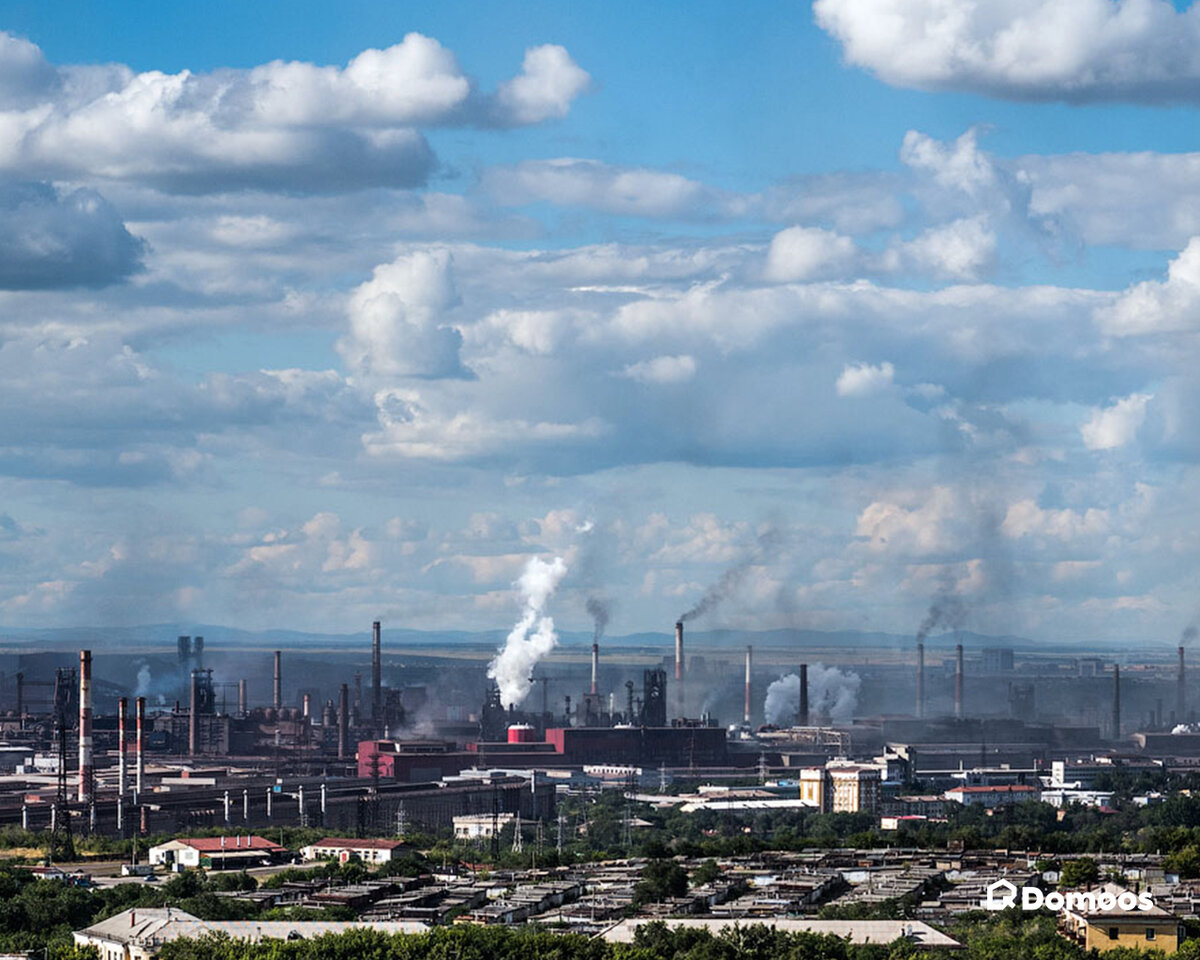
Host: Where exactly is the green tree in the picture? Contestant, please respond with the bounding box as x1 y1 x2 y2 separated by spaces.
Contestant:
1059 858 1101 888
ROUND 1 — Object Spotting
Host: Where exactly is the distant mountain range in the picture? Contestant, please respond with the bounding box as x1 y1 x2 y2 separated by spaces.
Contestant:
0 622 1157 654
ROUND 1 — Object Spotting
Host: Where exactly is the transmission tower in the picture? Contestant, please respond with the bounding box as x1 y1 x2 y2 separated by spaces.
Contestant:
512 811 523 853
48 668 75 863
395 801 409 840
556 813 564 855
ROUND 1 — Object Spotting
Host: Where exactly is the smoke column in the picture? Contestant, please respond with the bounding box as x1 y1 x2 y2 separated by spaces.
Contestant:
488 556 568 708
679 526 784 623
586 596 610 639
764 663 861 724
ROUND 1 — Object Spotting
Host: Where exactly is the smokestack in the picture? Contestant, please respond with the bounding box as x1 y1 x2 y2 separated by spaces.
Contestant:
744 645 753 725
1179 646 1186 728
135 696 145 793
238 679 247 717
78 650 92 803
955 643 964 720
177 635 190 663
590 642 599 696
273 650 282 710
338 683 349 760
915 642 925 720
302 693 311 718
674 621 684 717
798 664 809 726
188 670 200 756
371 620 382 721
117 696 128 798
1113 663 1121 740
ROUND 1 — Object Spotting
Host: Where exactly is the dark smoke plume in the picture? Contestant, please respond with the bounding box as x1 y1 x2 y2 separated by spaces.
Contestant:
915 589 967 643
586 595 610 640
1184 625 1198 645
679 526 785 623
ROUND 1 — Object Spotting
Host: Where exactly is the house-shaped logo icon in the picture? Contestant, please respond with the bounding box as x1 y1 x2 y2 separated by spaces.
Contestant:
984 878 1019 910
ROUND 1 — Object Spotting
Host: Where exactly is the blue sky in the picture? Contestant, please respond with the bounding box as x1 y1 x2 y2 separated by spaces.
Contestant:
2 0 1200 647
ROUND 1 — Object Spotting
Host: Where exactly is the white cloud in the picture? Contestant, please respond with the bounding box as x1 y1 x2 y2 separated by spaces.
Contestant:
620 354 696 385
1098 238 1200 335
484 158 747 219
815 0 1200 103
1001 499 1110 540
1080 393 1153 450
338 249 469 380
492 44 591 125
0 32 588 193
883 216 996 281
836 361 895 397
763 225 857 282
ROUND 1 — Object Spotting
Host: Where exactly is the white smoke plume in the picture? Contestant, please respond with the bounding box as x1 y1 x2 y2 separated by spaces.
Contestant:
136 664 151 699
764 662 861 725
488 555 568 707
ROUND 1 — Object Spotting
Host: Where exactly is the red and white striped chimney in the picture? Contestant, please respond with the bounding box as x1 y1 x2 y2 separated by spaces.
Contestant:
590 642 599 696
135 696 145 794
743 645 753 725
78 650 93 803
117 696 128 798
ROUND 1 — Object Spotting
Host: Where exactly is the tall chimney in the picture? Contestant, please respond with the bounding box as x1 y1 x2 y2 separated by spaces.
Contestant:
135 696 145 793
272 650 282 710
743 645 753 725
188 670 200 756
302 693 311 718
78 650 93 803
338 683 349 760
915 642 925 720
371 620 382 721
590 642 599 696
798 664 809 726
954 643 964 720
1179 646 1186 728
1113 663 1121 740
237 679 247 717
674 621 684 717
117 696 128 798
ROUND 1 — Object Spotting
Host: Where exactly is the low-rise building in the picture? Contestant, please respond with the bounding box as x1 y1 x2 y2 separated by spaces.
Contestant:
147 835 286 870
944 784 1040 808
300 837 409 864
1059 883 1183 954
453 813 515 839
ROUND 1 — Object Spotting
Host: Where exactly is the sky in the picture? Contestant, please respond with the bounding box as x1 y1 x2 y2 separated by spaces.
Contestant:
2 0 1200 644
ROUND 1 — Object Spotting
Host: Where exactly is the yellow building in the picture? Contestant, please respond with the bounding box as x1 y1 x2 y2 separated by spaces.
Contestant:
798 764 881 814
1060 883 1183 954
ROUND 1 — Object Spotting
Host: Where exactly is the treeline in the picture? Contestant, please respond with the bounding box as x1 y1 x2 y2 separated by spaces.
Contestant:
152 913 1200 960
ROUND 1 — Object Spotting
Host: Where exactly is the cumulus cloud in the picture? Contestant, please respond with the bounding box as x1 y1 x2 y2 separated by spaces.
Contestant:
1002 499 1110 540
815 0 1200 103
763 225 857 282
339 249 470 379
836 361 895 397
0 181 144 288
0 32 588 193
620 354 697 385
492 44 591 125
882 216 996 281
1080 393 1153 450
1098 238 1200 335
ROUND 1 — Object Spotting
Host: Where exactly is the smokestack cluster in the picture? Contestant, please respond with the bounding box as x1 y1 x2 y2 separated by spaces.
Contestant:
78 650 93 803
1113 663 1121 740
372 620 382 721
273 650 282 710
338 683 349 760
135 696 145 793
590 642 599 696
915 641 925 720
798 663 809 726
744 645 753 725
1179 646 1186 725
117 696 128 798
955 643 964 720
